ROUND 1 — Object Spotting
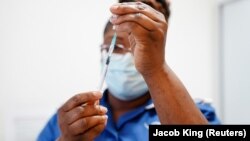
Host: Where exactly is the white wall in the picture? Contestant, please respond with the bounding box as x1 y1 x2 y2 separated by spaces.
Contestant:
221 0 250 124
0 0 116 140
0 0 220 140
167 0 221 115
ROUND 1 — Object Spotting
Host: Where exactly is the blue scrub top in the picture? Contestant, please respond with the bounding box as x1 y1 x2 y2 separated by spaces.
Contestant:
37 91 220 141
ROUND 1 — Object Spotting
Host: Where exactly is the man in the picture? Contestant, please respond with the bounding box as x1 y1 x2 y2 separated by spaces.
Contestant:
37 1 220 141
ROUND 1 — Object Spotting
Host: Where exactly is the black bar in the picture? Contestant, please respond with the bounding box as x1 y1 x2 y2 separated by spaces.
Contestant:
149 125 250 141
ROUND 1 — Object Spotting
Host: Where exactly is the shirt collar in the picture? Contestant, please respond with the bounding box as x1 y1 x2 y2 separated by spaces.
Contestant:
100 89 155 110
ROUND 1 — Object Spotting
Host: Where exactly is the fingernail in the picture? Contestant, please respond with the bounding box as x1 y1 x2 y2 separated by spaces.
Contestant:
110 15 118 23
112 14 118 19
103 115 108 120
103 115 108 125
92 91 102 97
100 106 108 113
111 5 119 10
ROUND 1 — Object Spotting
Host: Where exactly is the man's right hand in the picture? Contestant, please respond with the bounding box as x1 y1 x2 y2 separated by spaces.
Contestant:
57 91 108 141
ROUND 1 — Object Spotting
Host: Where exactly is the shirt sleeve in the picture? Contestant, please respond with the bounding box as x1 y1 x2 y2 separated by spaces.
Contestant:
37 113 61 141
196 102 221 124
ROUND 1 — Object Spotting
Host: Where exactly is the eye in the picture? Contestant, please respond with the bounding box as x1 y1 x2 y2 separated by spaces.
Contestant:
101 44 130 54
100 44 109 52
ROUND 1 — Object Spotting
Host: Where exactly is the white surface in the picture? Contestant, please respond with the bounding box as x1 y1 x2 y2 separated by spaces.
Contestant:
221 0 250 124
0 0 221 140
0 0 116 140
167 0 221 115
217 0 237 4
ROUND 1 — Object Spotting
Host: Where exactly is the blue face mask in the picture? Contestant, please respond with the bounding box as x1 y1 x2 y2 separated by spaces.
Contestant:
101 53 148 101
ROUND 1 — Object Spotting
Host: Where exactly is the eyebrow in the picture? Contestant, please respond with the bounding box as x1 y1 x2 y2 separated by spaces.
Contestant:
110 34 122 40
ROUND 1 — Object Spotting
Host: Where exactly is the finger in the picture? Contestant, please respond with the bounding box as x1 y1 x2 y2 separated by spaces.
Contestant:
114 21 148 38
82 123 107 140
87 100 99 105
68 115 108 135
94 100 100 105
110 12 159 31
60 91 102 112
110 2 165 23
65 105 108 124
128 34 136 53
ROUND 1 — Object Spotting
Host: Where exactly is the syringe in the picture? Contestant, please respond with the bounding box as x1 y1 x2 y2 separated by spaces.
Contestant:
97 32 117 93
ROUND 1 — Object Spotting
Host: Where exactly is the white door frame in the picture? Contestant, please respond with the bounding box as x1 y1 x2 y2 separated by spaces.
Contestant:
218 0 247 123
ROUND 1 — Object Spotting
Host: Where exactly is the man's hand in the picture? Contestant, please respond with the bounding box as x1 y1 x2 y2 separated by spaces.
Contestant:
57 91 108 141
110 2 168 77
